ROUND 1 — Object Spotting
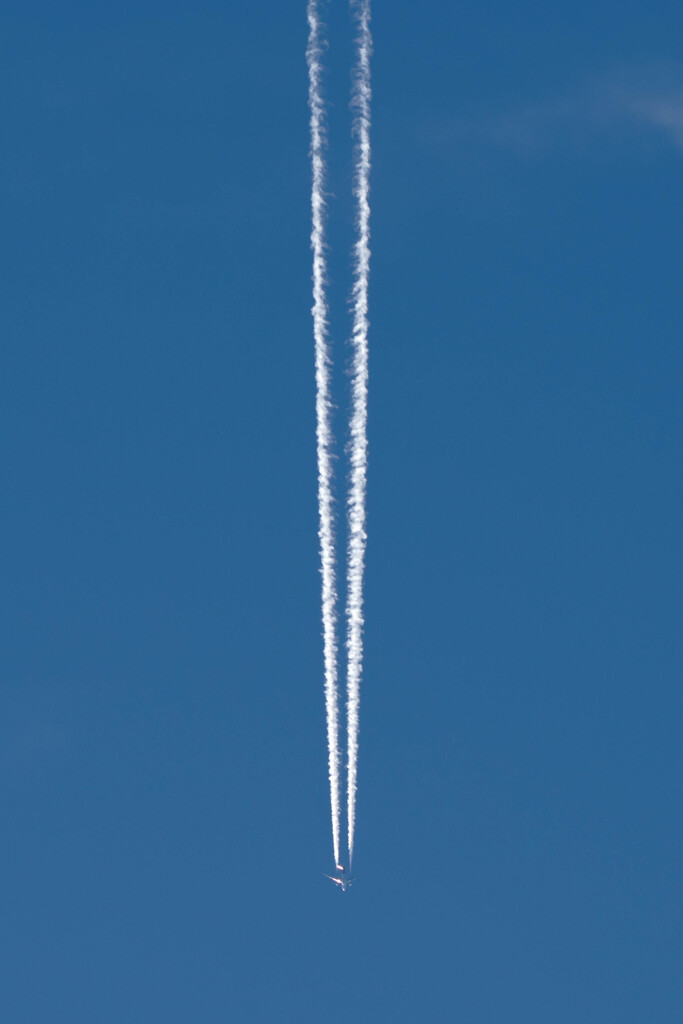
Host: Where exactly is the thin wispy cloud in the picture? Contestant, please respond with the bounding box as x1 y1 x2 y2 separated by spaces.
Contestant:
628 95 683 147
427 64 683 157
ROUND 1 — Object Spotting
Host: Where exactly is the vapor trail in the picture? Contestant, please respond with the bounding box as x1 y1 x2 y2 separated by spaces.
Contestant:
307 0 342 870
346 0 372 868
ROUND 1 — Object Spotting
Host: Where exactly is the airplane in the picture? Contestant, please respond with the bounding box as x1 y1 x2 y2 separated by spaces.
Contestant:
324 865 356 891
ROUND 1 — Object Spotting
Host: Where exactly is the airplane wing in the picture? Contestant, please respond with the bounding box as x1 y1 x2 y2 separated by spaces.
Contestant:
324 875 343 885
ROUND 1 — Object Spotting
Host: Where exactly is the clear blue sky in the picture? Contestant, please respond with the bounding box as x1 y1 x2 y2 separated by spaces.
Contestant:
1 2 681 1021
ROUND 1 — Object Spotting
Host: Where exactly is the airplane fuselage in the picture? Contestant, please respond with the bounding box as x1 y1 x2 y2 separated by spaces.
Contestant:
325 867 355 891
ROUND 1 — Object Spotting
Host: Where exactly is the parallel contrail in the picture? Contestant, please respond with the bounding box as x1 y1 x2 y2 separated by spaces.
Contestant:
307 0 342 869
346 0 372 869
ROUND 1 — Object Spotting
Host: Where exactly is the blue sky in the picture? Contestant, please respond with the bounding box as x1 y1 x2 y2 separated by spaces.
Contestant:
1 2 681 1021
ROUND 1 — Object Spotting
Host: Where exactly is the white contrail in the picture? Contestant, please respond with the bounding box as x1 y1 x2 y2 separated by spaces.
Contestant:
346 0 372 869
307 0 342 870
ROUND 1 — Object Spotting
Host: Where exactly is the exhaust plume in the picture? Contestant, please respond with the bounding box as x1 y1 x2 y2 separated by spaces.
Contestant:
346 0 372 869
307 0 342 869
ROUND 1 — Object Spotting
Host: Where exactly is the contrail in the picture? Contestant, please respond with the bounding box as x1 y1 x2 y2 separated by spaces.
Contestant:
307 0 342 870
346 0 372 869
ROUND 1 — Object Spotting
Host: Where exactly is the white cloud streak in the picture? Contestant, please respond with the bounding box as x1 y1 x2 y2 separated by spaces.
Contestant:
307 0 342 870
346 0 372 869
